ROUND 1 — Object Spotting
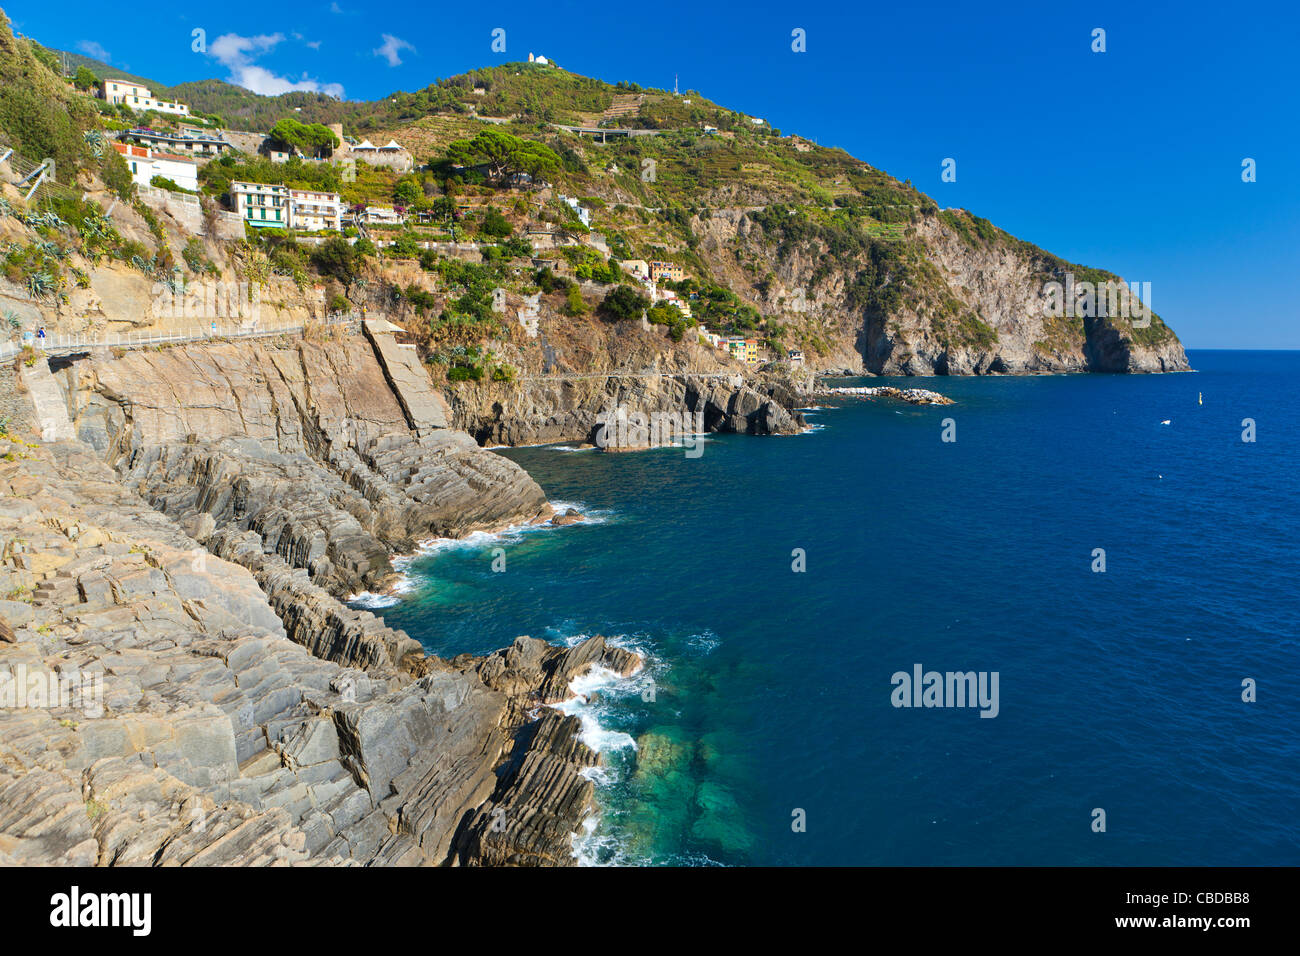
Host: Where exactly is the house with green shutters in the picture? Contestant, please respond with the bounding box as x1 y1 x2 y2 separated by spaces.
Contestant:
230 181 288 228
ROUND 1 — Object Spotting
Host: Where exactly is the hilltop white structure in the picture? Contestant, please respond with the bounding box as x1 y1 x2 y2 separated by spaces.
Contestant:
101 80 190 117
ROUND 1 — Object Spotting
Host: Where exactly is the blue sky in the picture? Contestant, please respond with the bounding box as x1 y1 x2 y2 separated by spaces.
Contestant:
8 0 1297 348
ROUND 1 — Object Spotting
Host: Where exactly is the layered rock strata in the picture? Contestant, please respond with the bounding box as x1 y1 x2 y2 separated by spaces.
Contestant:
0 333 640 866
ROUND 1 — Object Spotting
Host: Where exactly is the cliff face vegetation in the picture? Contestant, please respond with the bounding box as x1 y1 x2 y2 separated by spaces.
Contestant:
690 205 1184 374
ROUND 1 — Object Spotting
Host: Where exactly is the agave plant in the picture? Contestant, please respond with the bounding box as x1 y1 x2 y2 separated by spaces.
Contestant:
38 240 68 261
26 271 56 300
130 254 157 276
0 198 11 218
84 130 106 158
23 211 65 230
78 214 109 242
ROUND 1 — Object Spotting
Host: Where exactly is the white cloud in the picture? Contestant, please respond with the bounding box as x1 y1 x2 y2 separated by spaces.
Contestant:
373 34 414 67
330 3 344 13
76 40 110 62
207 32 344 98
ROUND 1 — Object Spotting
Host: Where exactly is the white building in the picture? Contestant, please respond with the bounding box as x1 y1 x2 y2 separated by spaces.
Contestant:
699 328 726 350
230 181 288 228
112 142 199 192
102 80 190 117
361 205 406 226
559 195 589 227
345 138 413 172
288 189 344 231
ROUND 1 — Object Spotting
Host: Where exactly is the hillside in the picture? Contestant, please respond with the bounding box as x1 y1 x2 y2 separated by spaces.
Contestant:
0 11 133 192
41 44 161 91
1 17 1185 378
357 62 1185 374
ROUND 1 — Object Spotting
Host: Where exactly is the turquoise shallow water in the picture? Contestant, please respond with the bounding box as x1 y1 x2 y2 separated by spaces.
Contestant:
363 350 1300 865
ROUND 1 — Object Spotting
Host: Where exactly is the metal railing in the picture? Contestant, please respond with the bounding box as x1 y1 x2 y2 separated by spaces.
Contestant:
0 312 365 361
518 370 742 383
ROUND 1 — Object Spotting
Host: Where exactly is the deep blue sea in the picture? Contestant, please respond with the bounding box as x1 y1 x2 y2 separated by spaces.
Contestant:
365 350 1300 865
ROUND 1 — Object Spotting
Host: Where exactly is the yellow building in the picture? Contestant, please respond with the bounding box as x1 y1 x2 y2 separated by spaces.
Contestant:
649 260 685 283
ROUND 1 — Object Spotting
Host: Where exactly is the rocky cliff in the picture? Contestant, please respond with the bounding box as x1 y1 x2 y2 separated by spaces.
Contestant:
441 314 807 446
0 328 641 866
689 206 1189 376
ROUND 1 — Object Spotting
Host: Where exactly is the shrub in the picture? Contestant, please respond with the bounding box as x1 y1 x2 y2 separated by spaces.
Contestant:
599 284 650 321
387 231 422 259
312 236 362 290
562 284 588 317
480 206 513 238
447 363 483 382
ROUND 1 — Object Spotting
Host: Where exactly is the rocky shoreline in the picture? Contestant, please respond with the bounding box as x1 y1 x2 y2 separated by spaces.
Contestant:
0 318 816 866
818 385 956 406
0 432 642 866
0 327 662 866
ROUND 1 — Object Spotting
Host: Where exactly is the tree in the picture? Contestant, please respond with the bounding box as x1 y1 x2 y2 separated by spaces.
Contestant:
599 285 650 321
562 284 588 317
393 178 421 207
647 302 691 341
268 118 339 158
311 235 362 291
443 129 561 186
429 196 458 239
73 66 99 91
480 206 512 238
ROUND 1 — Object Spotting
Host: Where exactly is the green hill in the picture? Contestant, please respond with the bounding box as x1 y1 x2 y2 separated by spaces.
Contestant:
42 45 162 92
0 10 131 195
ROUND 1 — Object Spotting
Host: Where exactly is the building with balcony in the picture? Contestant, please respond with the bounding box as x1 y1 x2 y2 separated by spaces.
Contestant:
230 181 288 228
288 189 344 232
120 127 232 160
649 260 685 283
